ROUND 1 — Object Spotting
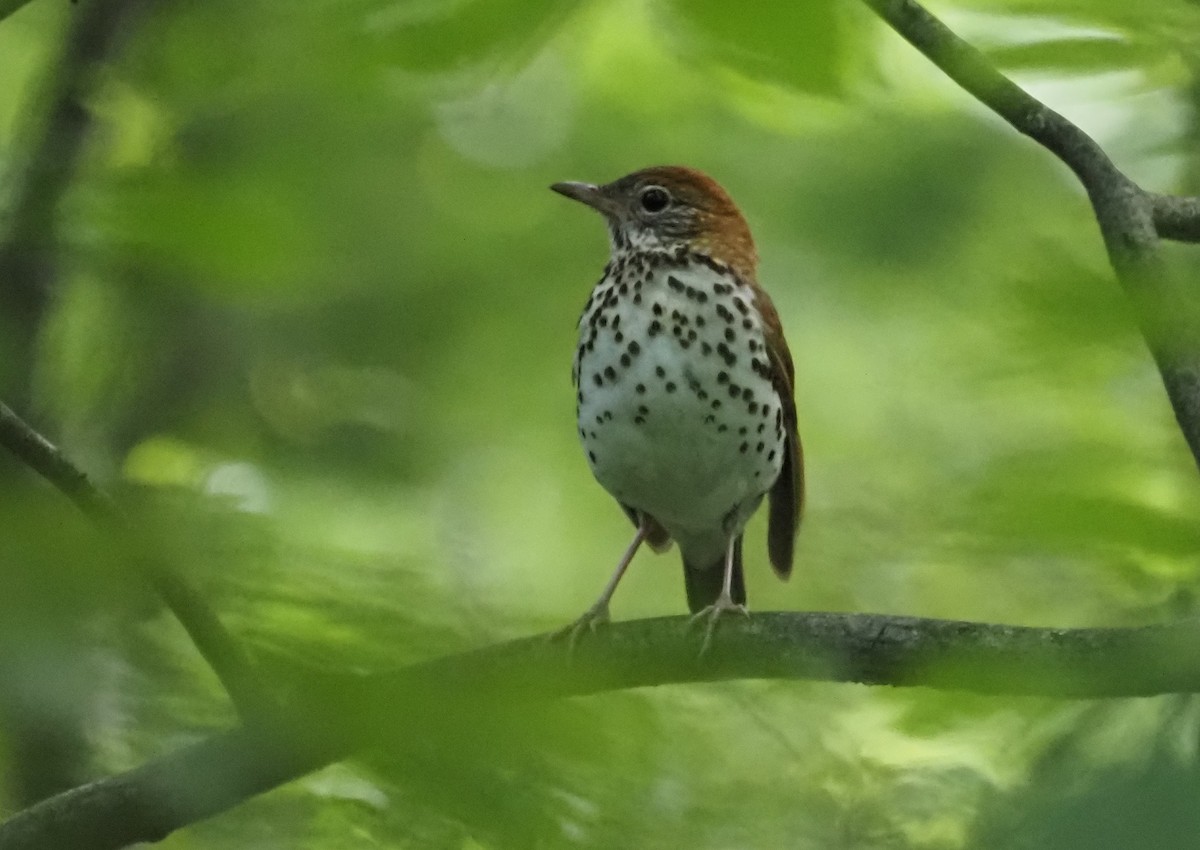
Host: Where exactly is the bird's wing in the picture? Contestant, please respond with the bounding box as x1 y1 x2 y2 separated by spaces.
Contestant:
754 287 803 578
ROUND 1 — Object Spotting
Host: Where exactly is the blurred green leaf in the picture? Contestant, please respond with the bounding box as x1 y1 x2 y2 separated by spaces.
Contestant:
986 36 1164 76
661 0 846 95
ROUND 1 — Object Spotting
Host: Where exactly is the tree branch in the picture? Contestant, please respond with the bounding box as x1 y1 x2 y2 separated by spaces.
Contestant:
861 0 1200 472
0 0 157 330
5 611 1200 850
1149 192 1200 243
0 400 273 722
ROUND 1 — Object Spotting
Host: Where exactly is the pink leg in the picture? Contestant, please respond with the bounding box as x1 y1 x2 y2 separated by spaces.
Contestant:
689 537 749 655
553 522 648 647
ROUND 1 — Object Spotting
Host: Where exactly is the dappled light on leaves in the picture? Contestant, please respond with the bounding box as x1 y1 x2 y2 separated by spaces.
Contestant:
2 0 1200 847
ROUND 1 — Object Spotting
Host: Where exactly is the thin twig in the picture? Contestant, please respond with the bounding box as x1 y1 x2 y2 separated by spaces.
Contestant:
0 400 273 722
0 0 272 721
860 0 1200 472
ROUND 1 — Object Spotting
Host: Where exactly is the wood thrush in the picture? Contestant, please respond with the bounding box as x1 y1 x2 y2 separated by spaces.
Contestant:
551 165 804 651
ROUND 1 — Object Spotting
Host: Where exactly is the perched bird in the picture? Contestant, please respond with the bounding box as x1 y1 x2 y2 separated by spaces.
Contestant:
551 166 803 650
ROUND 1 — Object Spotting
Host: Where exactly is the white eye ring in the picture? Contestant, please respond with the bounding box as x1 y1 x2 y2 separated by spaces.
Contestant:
639 185 671 213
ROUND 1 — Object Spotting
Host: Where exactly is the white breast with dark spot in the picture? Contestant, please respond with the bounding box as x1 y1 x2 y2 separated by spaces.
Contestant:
573 251 786 563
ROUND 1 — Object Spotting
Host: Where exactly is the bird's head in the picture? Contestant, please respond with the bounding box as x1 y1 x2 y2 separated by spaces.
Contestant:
551 166 757 280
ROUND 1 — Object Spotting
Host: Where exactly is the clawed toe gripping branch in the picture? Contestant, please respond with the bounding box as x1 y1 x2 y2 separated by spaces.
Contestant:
6 0 1200 848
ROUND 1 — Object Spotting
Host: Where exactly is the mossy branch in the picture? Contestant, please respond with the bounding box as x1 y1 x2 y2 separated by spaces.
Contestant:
4 612 1200 850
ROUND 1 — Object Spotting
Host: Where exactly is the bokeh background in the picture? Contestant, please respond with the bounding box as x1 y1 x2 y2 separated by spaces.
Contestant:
3 0 1200 846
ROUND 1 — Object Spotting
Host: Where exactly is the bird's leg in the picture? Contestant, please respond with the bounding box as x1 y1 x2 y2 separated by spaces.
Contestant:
552 522 648 648
688 537 749 655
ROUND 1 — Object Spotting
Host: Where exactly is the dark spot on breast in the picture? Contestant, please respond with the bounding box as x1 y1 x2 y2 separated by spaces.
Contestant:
767 449 775 461
725 328 736 343
718 424 728 433
717 371 729 384
633 293 642 305
595 415 603 425
604 366 616 380
742 388 753 402
628 340 641 355
589 451 597 463
620 353 631 367
667 275 684 292
634 416 645 425
712 399 722 410
748 402 758 414
728 385 740 398
638 405 649 415
653 303 664 316
665 381 676 392
593 374 603 387
756 442 764 453
649 321 662 336
734 299 749 316
615 331 624 344
704 414 715 424
739 442 748 453
636 383 646 394
687 329 697 341
739 426 747 435
701 342 712 355
742 318 753 331
656 366 666 378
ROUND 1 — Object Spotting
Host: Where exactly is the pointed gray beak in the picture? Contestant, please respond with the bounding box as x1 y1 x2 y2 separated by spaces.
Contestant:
550 181 619 217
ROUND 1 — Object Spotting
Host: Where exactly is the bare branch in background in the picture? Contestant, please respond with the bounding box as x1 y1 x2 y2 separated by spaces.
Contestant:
0 400 274 722
1150 192 1200 243
860 0 1200 473
0 0 274 723
0 0 156 331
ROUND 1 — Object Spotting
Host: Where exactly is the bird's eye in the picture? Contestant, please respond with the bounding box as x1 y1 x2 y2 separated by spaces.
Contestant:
639 186 671 214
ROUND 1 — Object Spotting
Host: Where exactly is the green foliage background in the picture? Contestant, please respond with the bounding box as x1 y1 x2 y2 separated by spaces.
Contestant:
3 0 1200 847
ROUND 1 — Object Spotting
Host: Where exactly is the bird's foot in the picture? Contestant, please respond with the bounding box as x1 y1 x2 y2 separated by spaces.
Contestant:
550 602 611 650
688 593 749 656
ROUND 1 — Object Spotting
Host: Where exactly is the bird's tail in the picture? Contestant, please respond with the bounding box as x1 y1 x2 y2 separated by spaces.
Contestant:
683 537 744 614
